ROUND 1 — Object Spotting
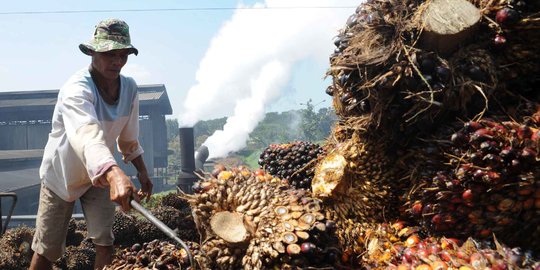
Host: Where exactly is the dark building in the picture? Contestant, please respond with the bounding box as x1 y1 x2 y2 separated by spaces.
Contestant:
0 85 173 217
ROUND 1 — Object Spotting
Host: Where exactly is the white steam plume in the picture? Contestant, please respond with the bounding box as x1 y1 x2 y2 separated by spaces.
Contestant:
204 61 290 158
180 0 358 158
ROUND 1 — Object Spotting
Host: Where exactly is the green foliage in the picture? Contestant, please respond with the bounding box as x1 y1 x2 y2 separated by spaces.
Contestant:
242 149 263 169
141 189 177 209
165 118 179 142
299 99 337 141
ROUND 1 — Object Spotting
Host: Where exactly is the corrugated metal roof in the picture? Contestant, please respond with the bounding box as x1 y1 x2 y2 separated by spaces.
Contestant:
0 98 57 108
0 167 40 192
0 84 172 119
0 150 43 161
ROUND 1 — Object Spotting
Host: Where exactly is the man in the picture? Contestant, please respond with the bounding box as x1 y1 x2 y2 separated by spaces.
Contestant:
29 19 153 270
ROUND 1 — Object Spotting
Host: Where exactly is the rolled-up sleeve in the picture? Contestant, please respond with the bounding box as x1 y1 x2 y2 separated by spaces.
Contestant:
61 84 117 184
118 91 144 163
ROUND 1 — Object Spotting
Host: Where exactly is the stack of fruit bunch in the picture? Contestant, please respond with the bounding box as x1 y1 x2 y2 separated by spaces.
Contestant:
326 0 539 148
402 117 540 252
363 221 540 269
258 141 325 190
181 166 342 270
104 240 196 270
0 226 34 270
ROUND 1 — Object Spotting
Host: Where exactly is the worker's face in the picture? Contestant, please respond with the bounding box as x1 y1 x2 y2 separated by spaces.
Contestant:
90 49 130 80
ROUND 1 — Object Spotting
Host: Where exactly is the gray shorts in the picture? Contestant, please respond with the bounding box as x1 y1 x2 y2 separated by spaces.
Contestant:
31 183 115 262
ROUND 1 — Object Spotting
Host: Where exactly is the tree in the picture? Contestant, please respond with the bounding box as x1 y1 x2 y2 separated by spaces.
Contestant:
299 100 337 142
166 118 178 142
300 99 320 141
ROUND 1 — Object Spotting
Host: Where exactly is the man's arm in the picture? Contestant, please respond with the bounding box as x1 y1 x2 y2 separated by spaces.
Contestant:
131 155 153 201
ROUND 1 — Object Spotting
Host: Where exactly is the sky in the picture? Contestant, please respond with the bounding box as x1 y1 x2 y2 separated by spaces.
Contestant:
0 0 360 158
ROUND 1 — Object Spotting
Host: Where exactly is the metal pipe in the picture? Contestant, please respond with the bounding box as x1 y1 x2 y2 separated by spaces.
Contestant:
179 127 196 173
195 145 209 171
130 200 195 269
0 192 18 235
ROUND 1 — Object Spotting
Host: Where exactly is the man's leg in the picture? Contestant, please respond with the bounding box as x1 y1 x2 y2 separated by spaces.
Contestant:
29 253 53 270
80 186 116 269
30 184 74 270
94 244 114 269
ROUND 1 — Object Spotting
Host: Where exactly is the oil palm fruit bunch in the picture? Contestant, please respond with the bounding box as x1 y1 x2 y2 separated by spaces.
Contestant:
54 245 95 270
105 239 194 270
313 118 402 224
159 192 199 242
405 118 540 251
181 167 340 270
135 206 184 243
65 218 86 247
258 141 325 189
0 226 34 270
160 191 190 211
112 210 139 247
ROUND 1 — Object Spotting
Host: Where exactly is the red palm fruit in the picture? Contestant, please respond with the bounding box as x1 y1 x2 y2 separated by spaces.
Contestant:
471 128 494 141
403 247 417 262
462 189 473 201
428 243 441 255
456 250 470 261
406 235 420 247
517 125 532 140
441 238 460 250
412 202 423 216
479 228 491 238
464 121 483 132
496 8 520 24
431 214 442 225
440 250 452 261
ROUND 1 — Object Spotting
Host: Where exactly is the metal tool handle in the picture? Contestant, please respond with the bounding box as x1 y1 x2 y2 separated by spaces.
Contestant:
130 200 195 269
0 192 18 236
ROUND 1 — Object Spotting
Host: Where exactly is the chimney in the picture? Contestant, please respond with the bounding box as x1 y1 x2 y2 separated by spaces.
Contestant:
177 127 209 193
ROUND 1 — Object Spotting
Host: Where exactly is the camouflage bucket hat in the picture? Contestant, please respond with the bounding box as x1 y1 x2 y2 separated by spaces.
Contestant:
79 19 138 56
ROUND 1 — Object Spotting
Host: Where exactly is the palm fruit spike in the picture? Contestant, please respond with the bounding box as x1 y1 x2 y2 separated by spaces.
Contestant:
314 123 400 221
180 166 341 269
404 118 540 252
112 210 139 247
258 141 325 189
54 246 95 270
160 191 190 211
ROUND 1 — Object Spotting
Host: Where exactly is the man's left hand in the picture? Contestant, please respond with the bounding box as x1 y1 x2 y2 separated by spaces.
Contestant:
137 171 153 201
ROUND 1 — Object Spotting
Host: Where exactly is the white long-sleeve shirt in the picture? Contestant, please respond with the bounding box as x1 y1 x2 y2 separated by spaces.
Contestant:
40 68 144 202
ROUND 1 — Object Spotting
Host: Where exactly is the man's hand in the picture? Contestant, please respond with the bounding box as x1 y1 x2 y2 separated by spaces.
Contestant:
137 171 153 201
105 165 137 211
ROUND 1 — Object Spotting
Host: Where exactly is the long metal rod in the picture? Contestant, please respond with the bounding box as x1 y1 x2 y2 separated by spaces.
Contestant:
130 200 195 269
0 193 18 235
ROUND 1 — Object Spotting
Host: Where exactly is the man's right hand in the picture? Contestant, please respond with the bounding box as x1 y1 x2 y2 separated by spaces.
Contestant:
105 165 137 212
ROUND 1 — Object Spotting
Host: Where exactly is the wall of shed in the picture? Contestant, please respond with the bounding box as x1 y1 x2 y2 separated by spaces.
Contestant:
0 123 50 150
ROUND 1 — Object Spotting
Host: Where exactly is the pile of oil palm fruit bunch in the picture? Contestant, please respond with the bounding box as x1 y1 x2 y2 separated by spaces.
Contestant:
337 220 540 269
258 141 325 189
105 240 196 270
180 166 342 270
306 0 540 266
